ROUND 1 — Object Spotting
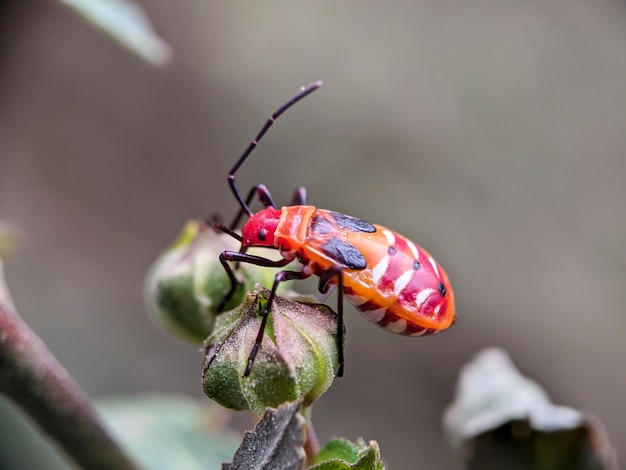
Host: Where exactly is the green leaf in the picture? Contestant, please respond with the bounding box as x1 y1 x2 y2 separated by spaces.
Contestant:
0 399 70 470
444 348 618 470
0 221 24 259
57 0 172 66
310 437 384 470
223 401 306 470
97 395 240 470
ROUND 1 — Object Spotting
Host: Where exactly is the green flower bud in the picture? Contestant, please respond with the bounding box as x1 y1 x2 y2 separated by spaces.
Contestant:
144 221 280 344
202 287 340 415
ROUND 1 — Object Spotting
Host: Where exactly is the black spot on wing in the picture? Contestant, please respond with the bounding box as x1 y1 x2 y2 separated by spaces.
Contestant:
319 238 367 270
438 281 447 297
330 212 376 233
309 214 335 235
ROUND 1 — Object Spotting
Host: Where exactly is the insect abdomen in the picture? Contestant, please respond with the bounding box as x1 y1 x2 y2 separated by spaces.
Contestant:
276 208 456 336
343 226 455 336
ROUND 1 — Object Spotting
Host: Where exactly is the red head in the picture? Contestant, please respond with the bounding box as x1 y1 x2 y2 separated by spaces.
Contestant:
241 207 282 247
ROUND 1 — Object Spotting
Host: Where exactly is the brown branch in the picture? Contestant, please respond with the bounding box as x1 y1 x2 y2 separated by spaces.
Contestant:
0 261 140 470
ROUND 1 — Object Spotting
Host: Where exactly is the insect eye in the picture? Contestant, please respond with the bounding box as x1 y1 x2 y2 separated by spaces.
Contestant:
257 229 267 242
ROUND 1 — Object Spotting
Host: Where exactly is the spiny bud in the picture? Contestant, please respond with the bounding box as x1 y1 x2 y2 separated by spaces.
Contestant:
202 287 341 415
144 221 278 344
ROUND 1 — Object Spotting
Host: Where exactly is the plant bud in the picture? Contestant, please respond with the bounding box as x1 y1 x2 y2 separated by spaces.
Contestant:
202 287 341 415
144 221 278 343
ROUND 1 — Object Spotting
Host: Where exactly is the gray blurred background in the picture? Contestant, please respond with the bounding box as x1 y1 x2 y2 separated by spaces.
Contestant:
1 1 626 468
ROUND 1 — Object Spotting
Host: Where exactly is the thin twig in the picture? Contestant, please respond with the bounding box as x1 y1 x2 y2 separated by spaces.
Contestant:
0 260 140 470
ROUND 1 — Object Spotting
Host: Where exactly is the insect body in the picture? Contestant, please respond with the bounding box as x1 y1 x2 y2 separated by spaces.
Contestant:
214 81 456 377
243 206 455 336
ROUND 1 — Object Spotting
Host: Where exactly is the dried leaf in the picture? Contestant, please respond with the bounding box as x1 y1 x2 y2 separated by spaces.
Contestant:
223 401 306 470
444 348 617 469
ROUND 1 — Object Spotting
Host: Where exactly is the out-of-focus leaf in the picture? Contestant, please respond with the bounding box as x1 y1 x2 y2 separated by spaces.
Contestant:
57 0 172 66
311 437 384 470
97 395 240 470
223 400 305 470
0 221 24 259
444 348 617 470
0 399 70 470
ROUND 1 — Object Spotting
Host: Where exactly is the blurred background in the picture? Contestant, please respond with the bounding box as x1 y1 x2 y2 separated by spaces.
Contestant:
1 1 626 468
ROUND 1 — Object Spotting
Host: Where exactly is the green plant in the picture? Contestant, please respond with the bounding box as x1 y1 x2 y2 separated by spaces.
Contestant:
0 5 618 467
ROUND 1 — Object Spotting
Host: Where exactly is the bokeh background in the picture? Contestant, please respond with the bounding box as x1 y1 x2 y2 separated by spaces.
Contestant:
1 1 626 468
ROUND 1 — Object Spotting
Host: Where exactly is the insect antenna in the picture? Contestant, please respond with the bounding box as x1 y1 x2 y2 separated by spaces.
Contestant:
227 81 323 216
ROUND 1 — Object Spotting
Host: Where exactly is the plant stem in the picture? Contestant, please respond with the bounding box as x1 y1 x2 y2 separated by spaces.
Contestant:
0 261 140 470
304 415 321 466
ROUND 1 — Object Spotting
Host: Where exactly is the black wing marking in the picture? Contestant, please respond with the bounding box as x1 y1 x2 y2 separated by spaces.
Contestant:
330 212 376 233
309 213 335 235
319 238 367 270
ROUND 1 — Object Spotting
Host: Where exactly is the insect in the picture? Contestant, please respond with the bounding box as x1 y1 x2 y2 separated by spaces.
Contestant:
213 81 456 377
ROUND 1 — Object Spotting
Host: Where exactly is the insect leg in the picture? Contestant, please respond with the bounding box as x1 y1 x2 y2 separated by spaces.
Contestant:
211 220 243 242
227 184 305 233
290 186 307 205
245 269 310 377
217 251 291 312
318 267 345 377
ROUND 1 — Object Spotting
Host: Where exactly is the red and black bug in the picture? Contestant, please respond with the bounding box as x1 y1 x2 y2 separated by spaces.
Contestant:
213 81 456 377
